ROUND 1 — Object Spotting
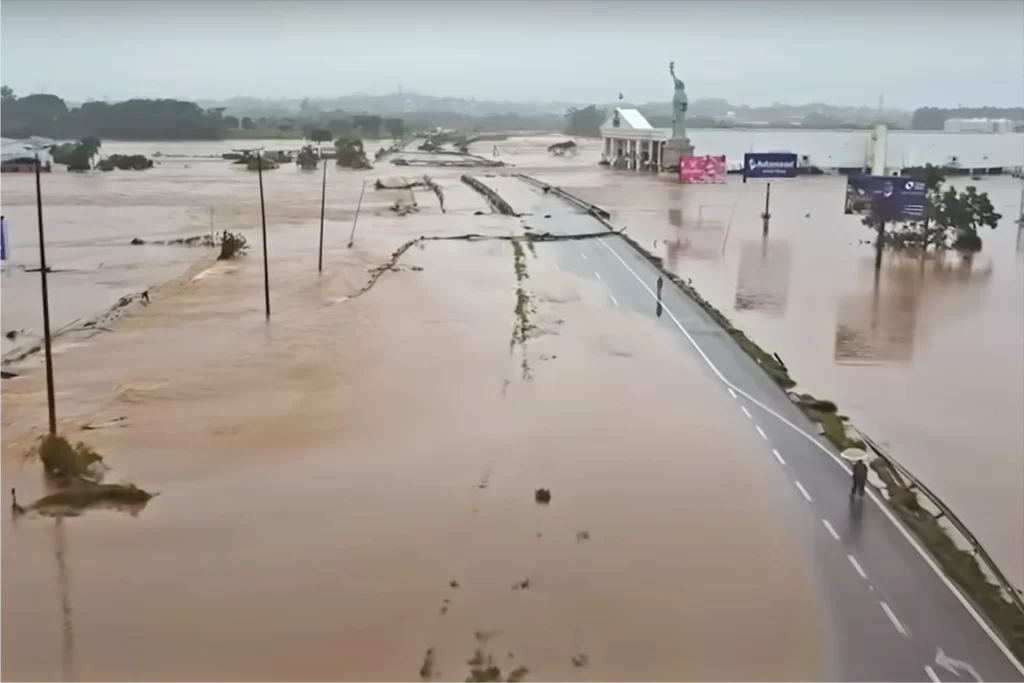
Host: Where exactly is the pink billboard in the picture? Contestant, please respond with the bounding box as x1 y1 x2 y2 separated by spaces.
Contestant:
679 155 726 184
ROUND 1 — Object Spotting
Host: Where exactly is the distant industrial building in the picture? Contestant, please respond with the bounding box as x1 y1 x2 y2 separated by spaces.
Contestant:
943 118 1016 133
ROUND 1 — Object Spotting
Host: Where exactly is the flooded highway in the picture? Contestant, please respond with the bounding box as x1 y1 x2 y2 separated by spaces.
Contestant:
538 163 1024 590
2 136 1022 680
2 141 822 680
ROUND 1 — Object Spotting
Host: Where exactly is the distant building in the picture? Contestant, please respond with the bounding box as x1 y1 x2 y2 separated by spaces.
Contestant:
943 118 1016 134
599 108 669 171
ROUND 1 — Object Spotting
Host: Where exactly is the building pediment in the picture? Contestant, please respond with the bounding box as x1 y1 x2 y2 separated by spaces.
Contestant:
600 108 653 132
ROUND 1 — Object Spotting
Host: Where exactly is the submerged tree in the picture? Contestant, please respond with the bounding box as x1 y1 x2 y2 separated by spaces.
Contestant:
296 144 319 170
50 136 101 171
334 137 371 169
933 186 1001 252
564 105 605 138
864 166 1002 263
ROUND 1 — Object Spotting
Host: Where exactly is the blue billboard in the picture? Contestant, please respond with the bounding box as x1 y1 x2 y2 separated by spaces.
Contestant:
844 175 927 220
744 152 798 179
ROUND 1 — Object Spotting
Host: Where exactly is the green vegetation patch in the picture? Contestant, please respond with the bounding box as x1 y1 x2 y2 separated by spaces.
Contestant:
35 434 106 482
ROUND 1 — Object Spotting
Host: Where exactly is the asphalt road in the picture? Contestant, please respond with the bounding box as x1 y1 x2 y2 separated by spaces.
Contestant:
477 174 1024 683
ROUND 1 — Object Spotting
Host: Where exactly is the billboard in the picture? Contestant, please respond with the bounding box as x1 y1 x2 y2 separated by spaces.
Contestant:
844 175 927 220
744 152 797 179
679 155 726 184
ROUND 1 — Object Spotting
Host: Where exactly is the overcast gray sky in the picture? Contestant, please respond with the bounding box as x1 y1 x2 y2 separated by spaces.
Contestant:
2 0 1022 108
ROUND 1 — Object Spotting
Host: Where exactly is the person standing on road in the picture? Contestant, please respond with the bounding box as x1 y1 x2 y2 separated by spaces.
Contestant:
655 276 664 318
850 459 868 498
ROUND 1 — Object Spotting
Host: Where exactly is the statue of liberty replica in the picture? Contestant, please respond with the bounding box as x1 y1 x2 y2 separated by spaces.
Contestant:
663 61 695 169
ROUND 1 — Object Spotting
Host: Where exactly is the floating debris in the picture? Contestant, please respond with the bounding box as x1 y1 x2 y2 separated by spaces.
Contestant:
11 482 155 518
420 647 436 680
534 488 551 505
576 531 590 542
507 665 529 682
450 580 460 589
571 654 589 668
512 578 530 591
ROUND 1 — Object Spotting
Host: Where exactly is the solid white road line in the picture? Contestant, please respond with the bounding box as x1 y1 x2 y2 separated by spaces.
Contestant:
741 406 752 419
594 271 602 280
822 519 840 541
772 448 786 465
595 235 1024 677
924 665 941 682
609 294 618 307
848 554 869 581
755 425 768 440
880 601 908 636
794 481 813 502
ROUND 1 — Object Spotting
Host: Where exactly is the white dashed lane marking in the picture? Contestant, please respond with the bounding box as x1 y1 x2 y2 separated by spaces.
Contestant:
755 425 768 440
924 665 941 682
594 271 602 280
848 555 869 581
880 601 908 636
609 294 618 307
728 388 737 399
741 406 752 419
794 481 813 502
772 449 786 465
821 519 840 541
580 252 588 261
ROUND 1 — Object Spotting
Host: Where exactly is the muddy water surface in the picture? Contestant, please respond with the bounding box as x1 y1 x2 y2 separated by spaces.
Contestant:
546 169 1024 588
3 143 820 681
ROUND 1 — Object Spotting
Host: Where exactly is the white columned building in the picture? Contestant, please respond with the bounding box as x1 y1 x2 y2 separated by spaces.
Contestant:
599 108 671 171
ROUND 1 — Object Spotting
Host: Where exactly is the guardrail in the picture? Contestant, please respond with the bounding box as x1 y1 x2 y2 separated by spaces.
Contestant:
460 175 516 216
516 171 1024 624
859 431 1024 616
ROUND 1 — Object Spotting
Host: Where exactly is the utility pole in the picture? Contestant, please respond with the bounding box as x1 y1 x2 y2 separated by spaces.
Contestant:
34 152 57 435
318 147 328 273
249 150 271 319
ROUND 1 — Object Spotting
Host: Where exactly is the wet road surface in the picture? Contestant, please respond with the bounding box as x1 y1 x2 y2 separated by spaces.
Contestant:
475 173 1024 683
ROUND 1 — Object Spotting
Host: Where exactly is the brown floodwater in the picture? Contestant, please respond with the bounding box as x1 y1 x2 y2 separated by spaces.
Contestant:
2 141 821 681
543 167 1024 589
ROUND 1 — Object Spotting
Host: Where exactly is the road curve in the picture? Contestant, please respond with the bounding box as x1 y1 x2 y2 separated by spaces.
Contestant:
474 173 1024 683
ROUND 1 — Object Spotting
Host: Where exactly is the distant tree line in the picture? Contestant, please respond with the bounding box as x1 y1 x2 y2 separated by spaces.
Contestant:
911 107 1024 130
1 87 229 140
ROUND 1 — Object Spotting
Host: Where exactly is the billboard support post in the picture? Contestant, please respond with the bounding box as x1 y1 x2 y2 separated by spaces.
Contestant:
744 153 796 236
761 182 772 235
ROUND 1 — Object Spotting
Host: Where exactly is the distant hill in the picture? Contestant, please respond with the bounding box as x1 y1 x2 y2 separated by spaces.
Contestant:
198 92 913 129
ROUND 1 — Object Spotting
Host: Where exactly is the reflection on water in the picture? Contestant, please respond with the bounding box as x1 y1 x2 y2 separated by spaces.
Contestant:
735 238 792 317
835 267 918 365
54 519 77 683
662 206 725 269
834 251 994 365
